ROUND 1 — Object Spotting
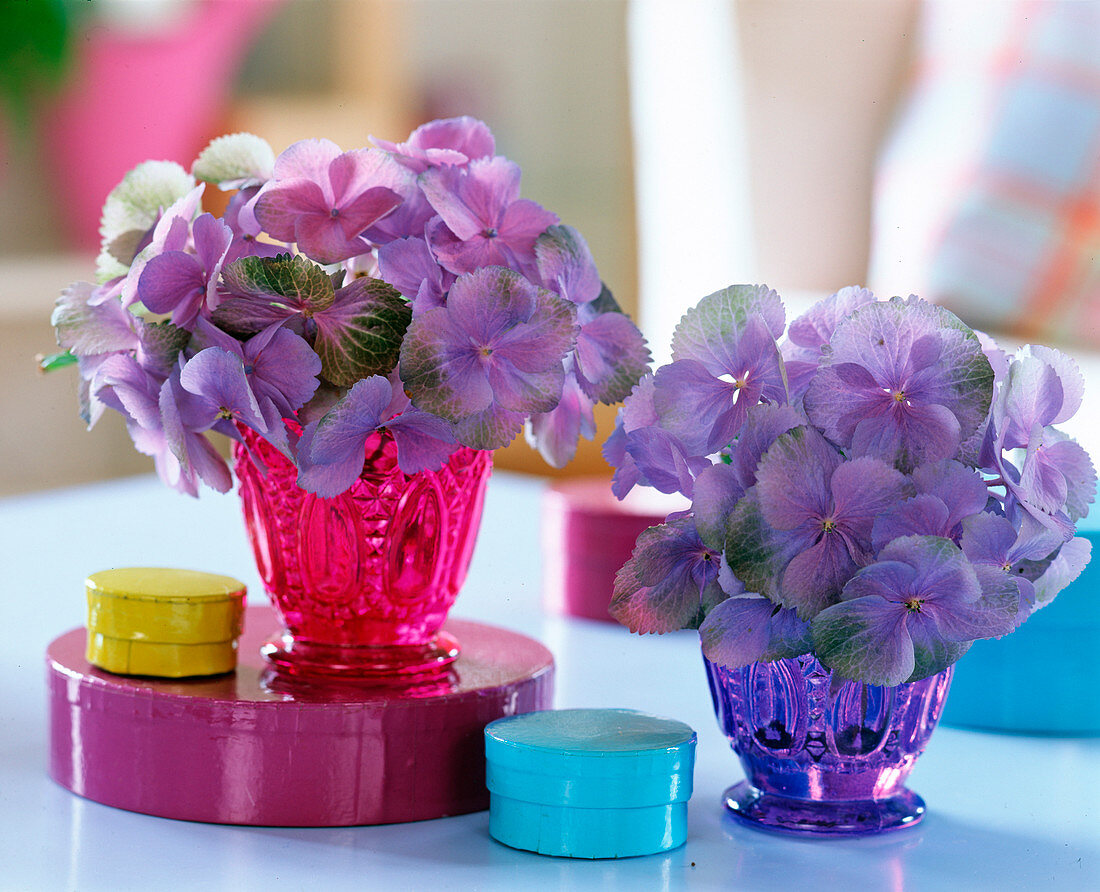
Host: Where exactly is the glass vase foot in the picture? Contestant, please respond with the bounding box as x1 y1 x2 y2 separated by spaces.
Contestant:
260 630 460 681
723 780 925 836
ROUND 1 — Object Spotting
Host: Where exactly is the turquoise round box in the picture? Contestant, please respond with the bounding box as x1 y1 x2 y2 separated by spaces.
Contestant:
484 708 697 859
941 526 1100 735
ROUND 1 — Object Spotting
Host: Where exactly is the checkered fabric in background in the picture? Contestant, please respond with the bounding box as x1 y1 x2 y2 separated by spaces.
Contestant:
869 0 1100 347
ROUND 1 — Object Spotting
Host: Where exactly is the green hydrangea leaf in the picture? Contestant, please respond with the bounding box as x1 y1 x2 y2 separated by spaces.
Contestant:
215 253 336 336
313 277 412 387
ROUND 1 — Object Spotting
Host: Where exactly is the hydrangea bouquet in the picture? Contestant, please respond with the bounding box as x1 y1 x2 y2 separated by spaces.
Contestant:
48 117 649 496
606 285 1094 686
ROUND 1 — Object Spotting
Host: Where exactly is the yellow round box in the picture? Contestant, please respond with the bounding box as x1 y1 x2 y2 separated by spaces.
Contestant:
85 568 246 678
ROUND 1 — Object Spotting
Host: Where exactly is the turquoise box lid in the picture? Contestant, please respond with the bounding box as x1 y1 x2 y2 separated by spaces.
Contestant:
484 708 697 859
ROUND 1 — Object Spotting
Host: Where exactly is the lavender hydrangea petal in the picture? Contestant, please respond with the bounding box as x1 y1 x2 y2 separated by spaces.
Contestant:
829 456 913 550
653 359 748 456
671 285 785 367
573 311 651 404
384 409 459 474
525 374 596 468
92 353 163 431
692 462 745 550
779 535 858 618
912 460 989 528
762 606 813 661
699 595 776 668
623 426 710 498
728 403 806 491
754 426 841 531
158 376 232 494
811 596 914 686
850 401 962 469
960 512 1022 567
492 288 576 377
1032 537 1091 607
453 405 527 450
609 518 723 633
52 282 138 356
839 559 917 604
485 355 566 414
1028 345 1084 424
973 563 1035 620
377 236 447 302
804 297 994 471
878 535 983 606
905 620 972 683
787 286 874 351
138 251 207 326
243 325 322 418
420 157 520 240
534 224 601 304
295 420 371 497
400 308 493 418
921 573 1021 641
1022 432 1096 520
179 348 267 433
872 494 954 553
307 375 390 464
724 488 806 600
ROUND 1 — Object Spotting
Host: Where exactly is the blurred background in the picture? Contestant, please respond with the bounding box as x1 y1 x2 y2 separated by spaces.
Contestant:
2 0 1098 496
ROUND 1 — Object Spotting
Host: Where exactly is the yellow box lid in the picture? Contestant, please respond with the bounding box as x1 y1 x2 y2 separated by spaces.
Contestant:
86 568 246 646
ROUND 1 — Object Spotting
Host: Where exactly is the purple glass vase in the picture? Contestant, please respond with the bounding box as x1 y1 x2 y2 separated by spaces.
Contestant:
234 428 493 681
705 654 953 836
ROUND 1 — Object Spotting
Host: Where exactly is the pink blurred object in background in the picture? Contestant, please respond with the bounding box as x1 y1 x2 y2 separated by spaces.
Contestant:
40 0 278 250
542 478 687 623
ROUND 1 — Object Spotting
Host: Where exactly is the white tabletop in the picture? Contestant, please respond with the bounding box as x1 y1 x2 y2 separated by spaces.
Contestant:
1 471 1097 891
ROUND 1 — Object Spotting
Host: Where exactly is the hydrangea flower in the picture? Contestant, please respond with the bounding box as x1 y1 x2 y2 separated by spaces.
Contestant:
803 297 995 472
608 517 727 633
699 593 811 668
421 157 558 277
604 282 1092 687
604 375 710 499
377 236 454 315
296 375 457 496
812 536 1019 685
988 346 1096 534
372 115 495 173
652 285 787 458
728 425 911 618
399 266 576 450
138 213 236 328
871 460 989 551
253 139 405 264
524 370 596 468
192 319 321 452
53 119 648 508
690 403 805 550
782 285 874 400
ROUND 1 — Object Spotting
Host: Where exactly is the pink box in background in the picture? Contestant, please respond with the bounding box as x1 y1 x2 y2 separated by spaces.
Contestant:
541 478 687 623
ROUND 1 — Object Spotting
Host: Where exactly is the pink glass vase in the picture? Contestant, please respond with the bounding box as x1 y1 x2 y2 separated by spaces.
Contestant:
234 428 493 680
